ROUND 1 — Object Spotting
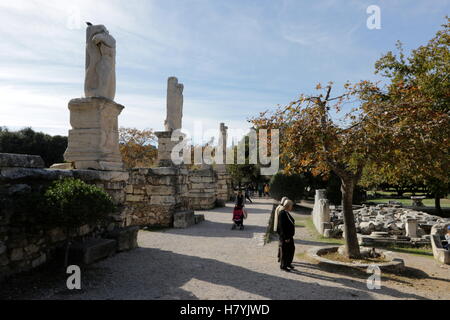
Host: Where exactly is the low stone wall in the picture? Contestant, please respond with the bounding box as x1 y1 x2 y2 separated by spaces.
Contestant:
0 153 233 280
187 168 217 210
122 166 189 227
430 222 450 265
0 153 129 280
215 167 232 206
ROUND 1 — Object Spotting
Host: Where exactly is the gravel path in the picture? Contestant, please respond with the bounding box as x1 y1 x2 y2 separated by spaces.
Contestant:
1 198 449 300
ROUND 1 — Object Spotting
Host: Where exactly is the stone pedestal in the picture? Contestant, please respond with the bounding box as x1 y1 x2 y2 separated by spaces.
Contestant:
155 130 185 167
64 97 124 170
405 218 418 238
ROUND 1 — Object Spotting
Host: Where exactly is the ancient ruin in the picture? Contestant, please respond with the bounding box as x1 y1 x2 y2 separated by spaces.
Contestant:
164 77 184 132
0 25 234 281
64 23 124 171
311 189 450 264
155 77 185 167
84 23 116 100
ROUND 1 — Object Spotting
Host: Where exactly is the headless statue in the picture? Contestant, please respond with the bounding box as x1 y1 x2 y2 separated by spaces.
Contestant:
84 23 116 100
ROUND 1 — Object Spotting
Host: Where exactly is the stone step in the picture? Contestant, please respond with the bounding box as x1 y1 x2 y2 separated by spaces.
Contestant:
105 226 139 252
194 214 205 224
173 210 195 228
69 238 117 265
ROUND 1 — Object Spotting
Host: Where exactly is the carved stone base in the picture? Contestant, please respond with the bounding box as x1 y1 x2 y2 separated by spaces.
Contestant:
155 130 185 167
64 97 124 170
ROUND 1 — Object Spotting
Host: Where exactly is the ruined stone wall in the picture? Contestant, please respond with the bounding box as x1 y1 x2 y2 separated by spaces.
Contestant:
0 153 233 280
215 168 232 207
187 168 217 210
0 154 128 280
122 166 189 227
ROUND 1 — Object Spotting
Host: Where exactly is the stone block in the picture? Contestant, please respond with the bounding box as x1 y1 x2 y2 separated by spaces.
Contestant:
69 238 117 265
124 184 133 194
150 196 176 205
146 185 175 196
150 167 178 176
126 194 145 202
0 153 45 168
105 226 139 252
173 210 195 228
194 214 205 224
64 97 124 171
50 163 74 170
0 168 73 181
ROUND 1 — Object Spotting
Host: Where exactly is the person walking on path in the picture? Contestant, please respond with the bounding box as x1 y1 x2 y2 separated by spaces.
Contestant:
236 190 245 207
264 184 270 198
274 197 289 262
277 200 296 272
258 184 263 198
245 186 253 203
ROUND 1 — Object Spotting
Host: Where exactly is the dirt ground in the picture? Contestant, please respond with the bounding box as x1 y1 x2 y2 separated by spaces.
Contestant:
0 198 449 300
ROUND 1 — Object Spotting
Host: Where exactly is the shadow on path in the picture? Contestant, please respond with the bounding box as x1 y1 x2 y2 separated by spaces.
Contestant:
0 247 429 300
162 220 267 239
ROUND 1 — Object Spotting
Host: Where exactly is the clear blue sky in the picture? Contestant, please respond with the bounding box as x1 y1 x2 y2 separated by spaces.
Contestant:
0 0 448 143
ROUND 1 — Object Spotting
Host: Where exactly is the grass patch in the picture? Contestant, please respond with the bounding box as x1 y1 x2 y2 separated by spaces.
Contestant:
376 245 433 258
296 216 345 245
367 196 450 208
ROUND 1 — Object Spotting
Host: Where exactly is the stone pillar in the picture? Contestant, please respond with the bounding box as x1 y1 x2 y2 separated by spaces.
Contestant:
406 218 418 238
155 131 176 167
64 97 124 170
312 189 331 235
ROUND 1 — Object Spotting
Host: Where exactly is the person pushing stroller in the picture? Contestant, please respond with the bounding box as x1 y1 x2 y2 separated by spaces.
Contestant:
232 204 247 230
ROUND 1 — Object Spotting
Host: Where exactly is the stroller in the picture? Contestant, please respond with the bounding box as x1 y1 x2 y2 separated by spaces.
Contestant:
231 205 247 230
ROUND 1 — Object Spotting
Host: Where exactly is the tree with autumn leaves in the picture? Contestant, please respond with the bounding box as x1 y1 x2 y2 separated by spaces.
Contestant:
250 18 450 258
365 16 450 214
119 127 158 168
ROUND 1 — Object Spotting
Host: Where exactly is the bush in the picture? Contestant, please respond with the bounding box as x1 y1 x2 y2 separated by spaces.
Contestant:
42 178 115 230
269 173 305 202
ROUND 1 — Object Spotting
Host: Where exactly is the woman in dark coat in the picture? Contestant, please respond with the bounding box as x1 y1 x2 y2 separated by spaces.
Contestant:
277 200 295 271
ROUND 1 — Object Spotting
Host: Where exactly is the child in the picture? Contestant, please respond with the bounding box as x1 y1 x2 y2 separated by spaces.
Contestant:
232 205 245 230
444 226 450 250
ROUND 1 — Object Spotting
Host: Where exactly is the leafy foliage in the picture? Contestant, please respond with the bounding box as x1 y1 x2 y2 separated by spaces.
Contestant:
269 172 305 202
119 127 157 168
0 127 67 167
42 178 115 230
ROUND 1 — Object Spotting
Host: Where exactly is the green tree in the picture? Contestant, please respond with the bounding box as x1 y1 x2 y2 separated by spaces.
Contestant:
364 17 450 214
0 127 67 167
269 172 305 202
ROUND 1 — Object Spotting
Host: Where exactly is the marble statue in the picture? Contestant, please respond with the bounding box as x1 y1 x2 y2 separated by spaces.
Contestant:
84 22 116 100
164 77 184 131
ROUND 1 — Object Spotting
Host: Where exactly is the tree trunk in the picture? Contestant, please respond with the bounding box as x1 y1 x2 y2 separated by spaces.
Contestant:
340 178 361 259
435 193 442 216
